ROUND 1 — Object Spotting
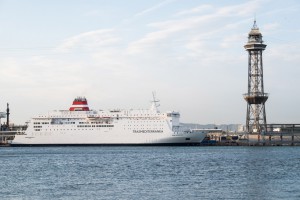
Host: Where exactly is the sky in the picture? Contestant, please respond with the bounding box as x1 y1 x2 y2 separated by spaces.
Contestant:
0 0 300 125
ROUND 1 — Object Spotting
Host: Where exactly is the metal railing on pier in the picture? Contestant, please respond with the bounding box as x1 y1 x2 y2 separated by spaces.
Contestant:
246 124 300 146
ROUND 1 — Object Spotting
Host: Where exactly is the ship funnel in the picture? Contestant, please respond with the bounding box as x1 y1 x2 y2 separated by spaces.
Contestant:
69 97 90 111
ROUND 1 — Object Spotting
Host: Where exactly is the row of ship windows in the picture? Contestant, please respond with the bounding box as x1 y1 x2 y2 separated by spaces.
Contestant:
34 115 162 124
77 125 114 128
138 119 163 120
124 128 164 130
38 114 163 118
33 125 114 130
34 128 113 131
33 124 113 129
80 122 109 124
35 124 162 128
33 127 162 132
34 122 49 124
33 120 163 125
128 121 163 123
125 125 164 127
35 114 164 119
34 121 108 125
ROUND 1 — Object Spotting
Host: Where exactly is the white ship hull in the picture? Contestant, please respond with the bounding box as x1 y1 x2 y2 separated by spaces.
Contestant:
11 96 207 146
11 130 206 146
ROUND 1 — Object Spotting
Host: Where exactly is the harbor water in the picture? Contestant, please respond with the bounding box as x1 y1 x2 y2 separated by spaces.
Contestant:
1 146 300 200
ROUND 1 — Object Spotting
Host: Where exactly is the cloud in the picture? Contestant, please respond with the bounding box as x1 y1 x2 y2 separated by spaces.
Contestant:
56 29 121 52
127 1 263 55
268 43 300 62
263 23 280 32
83 10 101 17
175 4 214 16
220 34 245 48
216 1 260 17
134 0 176 17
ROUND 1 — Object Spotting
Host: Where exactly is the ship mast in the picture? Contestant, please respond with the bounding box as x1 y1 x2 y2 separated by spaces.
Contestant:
150 92 160 113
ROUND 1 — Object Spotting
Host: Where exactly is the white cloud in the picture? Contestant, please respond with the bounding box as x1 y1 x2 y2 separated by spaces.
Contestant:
135 0 176 17
268 43 300 62
56 29 121 52
127 0 263 55
83 10 101 17
263 23 280 32
216 1 260 17
176 4 214 16
220 34 244 48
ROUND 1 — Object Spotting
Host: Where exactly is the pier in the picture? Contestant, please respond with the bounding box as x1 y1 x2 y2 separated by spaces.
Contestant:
0 131 18 145
240 124 300 146
255 124 300 146
201 124 300 146
0 125 27 146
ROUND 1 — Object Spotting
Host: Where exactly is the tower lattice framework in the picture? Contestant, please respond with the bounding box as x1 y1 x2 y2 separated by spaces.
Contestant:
243 21 268 134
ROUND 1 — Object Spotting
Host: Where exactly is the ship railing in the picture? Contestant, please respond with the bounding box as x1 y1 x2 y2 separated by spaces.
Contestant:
172 126 193 134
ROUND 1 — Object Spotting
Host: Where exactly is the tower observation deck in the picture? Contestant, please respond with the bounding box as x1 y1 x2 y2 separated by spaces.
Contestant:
243 20 268 134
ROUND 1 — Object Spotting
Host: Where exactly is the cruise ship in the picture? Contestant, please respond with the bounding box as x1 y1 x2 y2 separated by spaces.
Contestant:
11 95 207 146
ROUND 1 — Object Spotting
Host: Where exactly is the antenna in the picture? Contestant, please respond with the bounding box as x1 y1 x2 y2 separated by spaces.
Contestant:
253 14 258 29
151 91 160 112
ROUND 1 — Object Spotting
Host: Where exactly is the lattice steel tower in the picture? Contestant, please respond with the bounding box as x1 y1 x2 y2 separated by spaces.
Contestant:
243 20 268 134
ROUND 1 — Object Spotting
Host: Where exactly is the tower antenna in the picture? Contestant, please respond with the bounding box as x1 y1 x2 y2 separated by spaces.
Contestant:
253 14 258 29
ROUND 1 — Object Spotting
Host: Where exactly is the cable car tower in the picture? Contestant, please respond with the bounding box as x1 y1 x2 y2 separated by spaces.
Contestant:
243 20 268 135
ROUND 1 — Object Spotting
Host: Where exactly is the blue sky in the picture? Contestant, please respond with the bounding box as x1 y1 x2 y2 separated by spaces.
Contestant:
0 0 300 125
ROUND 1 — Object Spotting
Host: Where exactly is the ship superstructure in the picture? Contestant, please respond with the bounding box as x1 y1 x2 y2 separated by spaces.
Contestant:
11 95 207 145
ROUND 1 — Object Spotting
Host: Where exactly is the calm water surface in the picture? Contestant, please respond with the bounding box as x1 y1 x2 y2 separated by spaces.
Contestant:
0 146 300 200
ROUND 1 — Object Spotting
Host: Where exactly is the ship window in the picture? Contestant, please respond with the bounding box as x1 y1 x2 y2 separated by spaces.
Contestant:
185 138 190 141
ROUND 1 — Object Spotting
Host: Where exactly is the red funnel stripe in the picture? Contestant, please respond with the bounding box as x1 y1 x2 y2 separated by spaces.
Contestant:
72 101 88 105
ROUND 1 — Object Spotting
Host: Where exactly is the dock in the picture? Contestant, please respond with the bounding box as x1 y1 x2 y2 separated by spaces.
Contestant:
201 124 300 146
0 130 25 146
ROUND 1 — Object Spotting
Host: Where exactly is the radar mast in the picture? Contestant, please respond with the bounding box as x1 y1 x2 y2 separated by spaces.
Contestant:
150 92 160 113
